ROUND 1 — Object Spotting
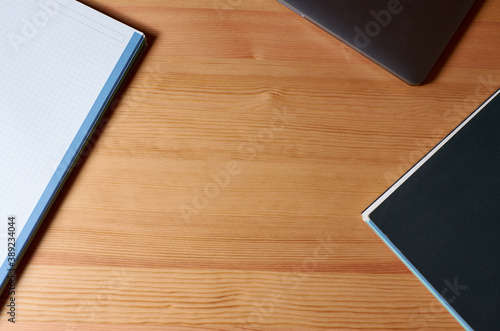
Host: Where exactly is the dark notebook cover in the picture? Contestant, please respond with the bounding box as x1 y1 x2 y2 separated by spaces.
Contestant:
362 89 500 330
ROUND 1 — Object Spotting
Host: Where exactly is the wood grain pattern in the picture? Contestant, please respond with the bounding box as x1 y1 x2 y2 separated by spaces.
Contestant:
1 0 499 329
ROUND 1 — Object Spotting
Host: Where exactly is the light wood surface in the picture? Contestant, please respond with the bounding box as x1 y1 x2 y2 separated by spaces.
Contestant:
2 0 499 329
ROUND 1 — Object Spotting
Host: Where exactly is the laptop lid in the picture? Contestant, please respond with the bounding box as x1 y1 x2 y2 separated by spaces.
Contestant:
276 0 476 85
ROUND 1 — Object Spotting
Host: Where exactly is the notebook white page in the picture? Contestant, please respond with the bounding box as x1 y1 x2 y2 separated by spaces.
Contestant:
0 0 140 266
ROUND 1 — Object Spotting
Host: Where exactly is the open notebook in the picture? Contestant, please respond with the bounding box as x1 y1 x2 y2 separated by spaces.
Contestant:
0 0 146 292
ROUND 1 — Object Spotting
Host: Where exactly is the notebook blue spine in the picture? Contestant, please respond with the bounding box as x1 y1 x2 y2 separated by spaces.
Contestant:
362 89 500 330
0 32 146 293
364 219 473 331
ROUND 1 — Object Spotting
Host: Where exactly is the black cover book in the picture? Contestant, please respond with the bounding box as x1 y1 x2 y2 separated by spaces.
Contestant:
362 89 500 330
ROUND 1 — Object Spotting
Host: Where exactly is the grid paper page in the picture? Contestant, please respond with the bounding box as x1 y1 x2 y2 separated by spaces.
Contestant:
0 0 137 265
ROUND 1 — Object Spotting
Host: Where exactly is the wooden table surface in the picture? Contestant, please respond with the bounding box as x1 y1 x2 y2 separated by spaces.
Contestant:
2 0 499 329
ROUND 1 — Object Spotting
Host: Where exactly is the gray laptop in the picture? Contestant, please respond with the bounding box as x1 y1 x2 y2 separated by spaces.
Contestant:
276 0 476 85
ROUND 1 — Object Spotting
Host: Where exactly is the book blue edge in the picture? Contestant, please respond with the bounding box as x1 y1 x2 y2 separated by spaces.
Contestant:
0 31 145 291
365 218 473 330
